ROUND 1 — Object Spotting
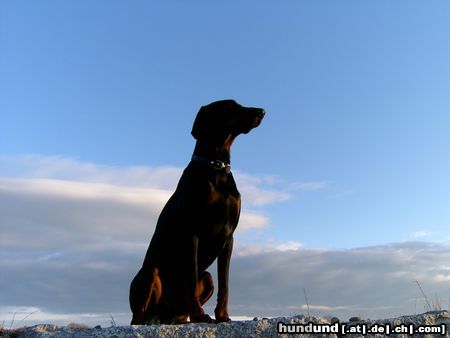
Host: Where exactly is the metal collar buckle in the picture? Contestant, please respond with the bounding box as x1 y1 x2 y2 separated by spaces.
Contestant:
211 160 231 173
191 155 231 174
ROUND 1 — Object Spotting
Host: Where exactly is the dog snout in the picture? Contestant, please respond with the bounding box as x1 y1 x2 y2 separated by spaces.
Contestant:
245 108 264 130
258 109 265 119
247 107 265 118
253 108 265 122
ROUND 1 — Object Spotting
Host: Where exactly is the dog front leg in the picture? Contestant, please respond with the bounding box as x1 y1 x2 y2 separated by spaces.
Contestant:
214 236 233 322
187 235 214 323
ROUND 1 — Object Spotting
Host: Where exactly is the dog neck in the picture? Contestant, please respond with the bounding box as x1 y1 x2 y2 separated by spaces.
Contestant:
191 135 237 175
192 134 234 164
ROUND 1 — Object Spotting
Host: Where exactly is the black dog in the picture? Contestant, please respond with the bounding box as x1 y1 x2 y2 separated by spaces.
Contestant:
129 100 265 324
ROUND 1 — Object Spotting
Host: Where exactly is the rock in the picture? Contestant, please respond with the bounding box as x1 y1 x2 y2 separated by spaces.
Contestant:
330 316 340 324
349 316 364 322
10 311 450 337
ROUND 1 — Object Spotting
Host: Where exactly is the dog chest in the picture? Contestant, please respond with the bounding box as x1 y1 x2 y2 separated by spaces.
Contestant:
203 183 240 233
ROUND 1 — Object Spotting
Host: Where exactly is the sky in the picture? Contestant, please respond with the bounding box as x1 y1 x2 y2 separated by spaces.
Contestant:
1 0 450 328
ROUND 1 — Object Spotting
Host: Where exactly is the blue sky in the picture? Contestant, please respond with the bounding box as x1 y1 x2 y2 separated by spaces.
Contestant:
1 1 449 327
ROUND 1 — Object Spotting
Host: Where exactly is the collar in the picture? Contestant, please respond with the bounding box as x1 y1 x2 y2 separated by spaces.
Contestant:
191 154 231 174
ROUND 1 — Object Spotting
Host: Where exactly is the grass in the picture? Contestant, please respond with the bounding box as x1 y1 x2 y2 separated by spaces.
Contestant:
0 310 111 336
414 280 444 312
303 288 310 317
0 324 23 338
0 310 38 338
109 314 117 327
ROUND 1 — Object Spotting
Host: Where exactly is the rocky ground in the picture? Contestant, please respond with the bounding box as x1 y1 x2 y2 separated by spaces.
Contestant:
1 311 448 337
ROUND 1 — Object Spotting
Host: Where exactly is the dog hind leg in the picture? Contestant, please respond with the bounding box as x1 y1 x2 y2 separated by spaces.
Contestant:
129 267 162 325
198 271 214 305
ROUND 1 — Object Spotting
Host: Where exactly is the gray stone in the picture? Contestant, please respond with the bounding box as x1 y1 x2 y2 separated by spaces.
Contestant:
7 311 449 338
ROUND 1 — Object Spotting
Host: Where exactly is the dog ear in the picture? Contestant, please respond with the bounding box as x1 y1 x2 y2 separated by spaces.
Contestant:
191 103 231 142
191 105 210 140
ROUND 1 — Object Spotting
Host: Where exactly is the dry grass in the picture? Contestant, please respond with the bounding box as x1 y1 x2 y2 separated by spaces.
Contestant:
414 279 443 312
0 324 23 338
303 288 310 317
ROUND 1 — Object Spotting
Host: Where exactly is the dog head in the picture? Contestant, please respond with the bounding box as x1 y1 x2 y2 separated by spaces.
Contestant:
191 99 265 143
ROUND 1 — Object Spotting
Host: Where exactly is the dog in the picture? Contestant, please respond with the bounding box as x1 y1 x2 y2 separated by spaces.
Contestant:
129 99 265 324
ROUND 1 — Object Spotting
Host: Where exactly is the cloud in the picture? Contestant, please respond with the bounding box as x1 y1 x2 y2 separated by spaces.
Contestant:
234 241 303 256
0 154 308 207
228 242 450 320
0 154 301 326
2 240 449 327
238 212 271 231
233 172 290 206
0 154 298 248
0 154 182 190
0 177 167 250
3 155 447 328
413 231 432 238
433 274 450 282
234 171 326 207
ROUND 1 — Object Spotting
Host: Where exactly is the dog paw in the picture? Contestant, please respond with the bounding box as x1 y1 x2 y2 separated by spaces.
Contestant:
215 316 231 323
190 313 214 323
144 316 160 325
214 308 231 323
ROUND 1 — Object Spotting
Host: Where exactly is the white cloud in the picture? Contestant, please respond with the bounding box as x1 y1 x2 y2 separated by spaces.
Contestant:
237 212 270 231
275 241 303 251
234 171 326 207
0 178 171 207
433 274 450 282
234 240 303 256
0 154 297 251
229 242 450 320
413 231 432 238
1 228 449 326
239 184 290 206
0 154 314 208
233 172 290 206
0 154 183 190
5 155 448 327
0 177 167 250
0 154 300 325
